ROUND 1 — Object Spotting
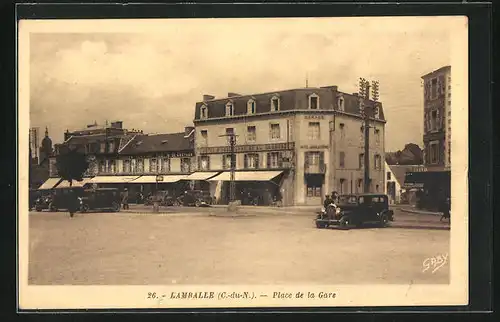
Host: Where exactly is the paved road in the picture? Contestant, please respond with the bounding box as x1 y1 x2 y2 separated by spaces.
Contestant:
28 210 450 285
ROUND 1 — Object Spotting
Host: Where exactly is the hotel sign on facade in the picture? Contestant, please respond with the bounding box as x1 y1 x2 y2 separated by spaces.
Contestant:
199 142 295 155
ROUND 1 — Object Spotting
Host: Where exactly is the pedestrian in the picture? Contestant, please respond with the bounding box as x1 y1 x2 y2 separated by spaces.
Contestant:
68 188 79 218
122 188 129 210
440 197 450 222
331 191 339 205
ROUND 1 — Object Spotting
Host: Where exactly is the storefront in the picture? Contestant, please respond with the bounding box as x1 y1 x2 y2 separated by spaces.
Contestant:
404 170 450 211
208 170 284 205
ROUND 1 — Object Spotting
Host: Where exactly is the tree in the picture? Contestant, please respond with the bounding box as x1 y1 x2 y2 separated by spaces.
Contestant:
55 146 89 187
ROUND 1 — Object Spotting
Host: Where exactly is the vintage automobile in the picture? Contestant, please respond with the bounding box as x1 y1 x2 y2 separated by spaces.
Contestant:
34 193 56 212
315 193 394 229
79 188 122 212
180 190 213 207
143 191 182 207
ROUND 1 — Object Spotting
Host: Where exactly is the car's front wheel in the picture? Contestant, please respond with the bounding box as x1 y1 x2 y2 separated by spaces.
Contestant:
80 204 89 213
112 202 121 212
339 216 351 229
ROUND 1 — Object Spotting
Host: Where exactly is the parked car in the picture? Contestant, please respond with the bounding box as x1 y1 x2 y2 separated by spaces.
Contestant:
315 193 394 229
49 187 85 211
34 193 56 212
79 188 122 212
181 190 213 207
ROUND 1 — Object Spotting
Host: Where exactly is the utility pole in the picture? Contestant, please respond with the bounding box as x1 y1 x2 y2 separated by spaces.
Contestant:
359 78 380 193
219 133 238 202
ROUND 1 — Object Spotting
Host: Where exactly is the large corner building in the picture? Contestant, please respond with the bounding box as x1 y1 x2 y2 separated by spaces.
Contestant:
192 85 387 206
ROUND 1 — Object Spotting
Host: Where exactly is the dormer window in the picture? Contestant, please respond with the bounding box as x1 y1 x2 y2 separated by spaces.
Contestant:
247 99 256 114
200 105 208 119
270 95 280 112
225 101 234 116
337 95 345 111
374 104 380 119
308 93 319 109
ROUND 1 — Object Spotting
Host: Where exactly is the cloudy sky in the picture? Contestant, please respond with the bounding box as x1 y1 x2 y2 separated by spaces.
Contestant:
25 17 459 151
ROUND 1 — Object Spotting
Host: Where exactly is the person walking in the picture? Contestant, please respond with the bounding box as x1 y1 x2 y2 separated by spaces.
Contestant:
440 197 451 222
122 188 129 210
67 188 79 218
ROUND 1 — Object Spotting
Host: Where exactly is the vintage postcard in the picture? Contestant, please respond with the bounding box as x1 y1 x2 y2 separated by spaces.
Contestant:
18 16 468 310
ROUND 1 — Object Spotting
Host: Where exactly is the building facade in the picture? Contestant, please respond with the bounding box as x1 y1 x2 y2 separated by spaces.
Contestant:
47 121 196 197
422 65 451 171
193 86 386 206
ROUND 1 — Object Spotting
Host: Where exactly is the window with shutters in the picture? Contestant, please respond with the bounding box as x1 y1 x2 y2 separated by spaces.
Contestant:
267 152 280 169
247 126 256 142
181 158 191 173
123 159 131 173
305 151 324 173
339 123 345 139
99 160 106 173
374 154 382 170
431 78 438 99
270 123 280 140
308 122 320 140
109 160 116 173
244 153 259 169
160 157 170 173
375 129 381 144
359 153 364 169
150 158 158 173
222 154 233 169
339 151 345 168
199 156 210 170
136 158 144 173
200 130 208 146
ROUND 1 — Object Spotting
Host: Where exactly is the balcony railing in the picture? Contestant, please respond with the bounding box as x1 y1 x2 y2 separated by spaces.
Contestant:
304 163 326 174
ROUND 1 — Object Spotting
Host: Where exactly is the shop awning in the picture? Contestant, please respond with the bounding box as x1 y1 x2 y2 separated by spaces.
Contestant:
208 171 283 182
89 176 140 184
183 172 221 181
38 178 62 190
54 178 93 189
129 175 187 184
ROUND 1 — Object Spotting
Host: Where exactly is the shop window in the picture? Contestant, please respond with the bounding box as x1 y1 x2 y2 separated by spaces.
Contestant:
307 186 322 197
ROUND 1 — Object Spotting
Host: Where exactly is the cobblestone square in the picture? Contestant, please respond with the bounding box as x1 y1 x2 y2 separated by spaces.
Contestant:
28 210 450 285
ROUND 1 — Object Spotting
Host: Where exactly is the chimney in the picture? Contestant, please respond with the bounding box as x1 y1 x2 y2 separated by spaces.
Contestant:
111 121 123 129
184 126 195 137
321 85 338 91
203 95 215 101
228 92 241 97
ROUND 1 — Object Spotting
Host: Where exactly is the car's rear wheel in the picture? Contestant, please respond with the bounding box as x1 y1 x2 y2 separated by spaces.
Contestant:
379 213 389 227
195 200 201 207
112 202 121 212
49 203 57 212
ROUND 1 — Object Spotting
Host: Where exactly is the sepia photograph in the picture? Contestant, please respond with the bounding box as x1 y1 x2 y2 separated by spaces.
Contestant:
18 16 469 309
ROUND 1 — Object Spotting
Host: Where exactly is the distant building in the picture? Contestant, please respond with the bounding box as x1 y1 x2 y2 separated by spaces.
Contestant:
29 127 52 189
193 85 387 206
385 162 425 205
404 66 452 211
422 65 452 171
